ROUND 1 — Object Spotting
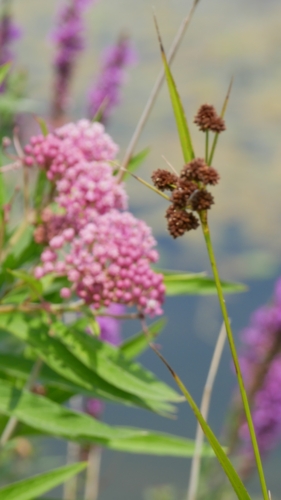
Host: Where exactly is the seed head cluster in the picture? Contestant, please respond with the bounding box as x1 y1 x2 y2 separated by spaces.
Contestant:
151 158 220 239
27 120 165 316
194 104 226 133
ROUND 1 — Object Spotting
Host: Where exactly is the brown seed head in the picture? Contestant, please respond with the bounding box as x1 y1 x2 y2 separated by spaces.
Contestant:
191 190 214 211
151 169 178 191
171 180 197 208
180 159 220 186
201 166 220 185
194 104 226 133
165 205 199 238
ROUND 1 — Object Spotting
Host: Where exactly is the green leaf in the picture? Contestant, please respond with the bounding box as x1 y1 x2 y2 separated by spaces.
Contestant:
106 432 217 457
0 379 215 457
8 269 43 299
120 319 165 359
155 20 194 163
0 462 86 500
161 272 247 296
33 169 51 210
0 170 5 207
0 313 177 416
153 348 251 500
0 63 11 86
124 147 150 180
34 116 49 137
178 378 251 499
0 353 171 413
52 319 181 403
0 226 42 287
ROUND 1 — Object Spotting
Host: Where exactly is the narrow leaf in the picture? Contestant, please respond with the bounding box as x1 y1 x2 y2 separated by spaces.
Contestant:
34 115 49 137
8 269 43 299
0 462 86 500
151 346 251 500
161 272 247 296
53 319 181 403
154 17 194 163
123 147 150 180
0 353 175 416
0 63 11 86
104 432 217 457
33 169 51 210
0 379 214 457
120 319 166 359
0 313 178 416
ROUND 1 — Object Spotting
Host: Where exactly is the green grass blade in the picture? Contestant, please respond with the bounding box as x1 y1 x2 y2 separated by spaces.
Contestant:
0 463 86 500
151 345 252 500
34 115 49 137
161 272 247 296
123 147 150 180
0 63 11 86
208 77 233 165
120 318 166 359
154 16 194 163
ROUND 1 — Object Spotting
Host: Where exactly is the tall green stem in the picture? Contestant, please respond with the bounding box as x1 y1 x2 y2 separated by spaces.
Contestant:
199 211 269 500
205 131 209 163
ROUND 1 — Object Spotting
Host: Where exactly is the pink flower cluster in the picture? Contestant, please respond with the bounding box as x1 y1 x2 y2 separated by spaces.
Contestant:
29 120 165 316
24 120 119 178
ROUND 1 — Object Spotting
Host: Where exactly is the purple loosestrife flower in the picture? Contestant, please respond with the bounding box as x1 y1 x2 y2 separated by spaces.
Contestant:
51 0 95 121
238 277 281 457
0 11 21 91
88 36 136 123
86 303 124 418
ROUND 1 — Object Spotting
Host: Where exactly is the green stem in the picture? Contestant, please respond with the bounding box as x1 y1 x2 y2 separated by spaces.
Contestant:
199 211 269 500
0 212 4 263
205 131 209 163
23 165 29 223
208 133 219 165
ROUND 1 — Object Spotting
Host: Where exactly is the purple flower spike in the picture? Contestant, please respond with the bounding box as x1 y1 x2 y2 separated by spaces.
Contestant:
88 36 137 122
0 11 21 92
51 0 96 121
237 277 281 458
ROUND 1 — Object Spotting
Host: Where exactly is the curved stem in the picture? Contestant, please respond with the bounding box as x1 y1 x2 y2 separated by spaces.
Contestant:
199 211 269 500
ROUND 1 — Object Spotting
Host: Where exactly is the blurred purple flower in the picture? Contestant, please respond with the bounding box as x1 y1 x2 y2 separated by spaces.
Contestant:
0 12 21 92
238 276 281 455
240 357 281 455
88 36 137 122
0 13 21 65
51 0 95 120
85 303 125 418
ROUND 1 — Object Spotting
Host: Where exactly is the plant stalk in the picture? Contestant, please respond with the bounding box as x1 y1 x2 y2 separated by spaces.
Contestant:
199 211 269 500
117 0 200 182
84 446 102 500
205 131 209 164
186 322 227 500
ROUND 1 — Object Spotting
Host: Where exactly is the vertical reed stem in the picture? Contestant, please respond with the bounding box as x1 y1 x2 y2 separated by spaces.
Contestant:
199 211 269 500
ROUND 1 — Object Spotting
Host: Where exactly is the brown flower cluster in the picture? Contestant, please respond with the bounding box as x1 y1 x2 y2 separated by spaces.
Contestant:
151 158 220 238
194 104 226 133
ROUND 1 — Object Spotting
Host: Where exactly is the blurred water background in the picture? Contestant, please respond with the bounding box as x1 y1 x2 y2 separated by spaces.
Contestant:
4 0 281 498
